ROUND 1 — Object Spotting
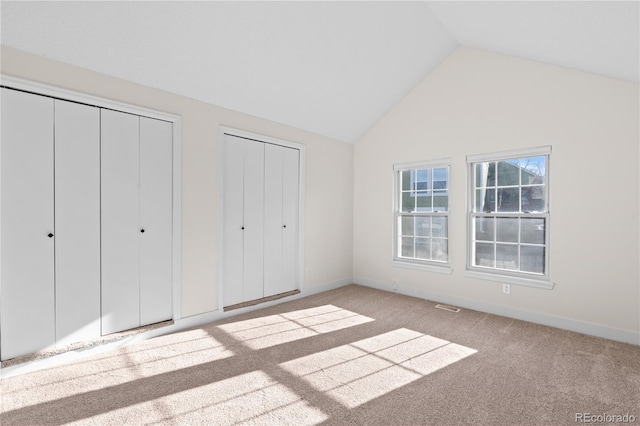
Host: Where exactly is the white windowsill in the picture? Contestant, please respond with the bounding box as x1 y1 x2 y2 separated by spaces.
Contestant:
464 269 554 290
392 260 452 275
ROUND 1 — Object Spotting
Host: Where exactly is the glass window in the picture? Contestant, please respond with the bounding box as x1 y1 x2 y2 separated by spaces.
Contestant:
468 149 550 280
395 162 450 266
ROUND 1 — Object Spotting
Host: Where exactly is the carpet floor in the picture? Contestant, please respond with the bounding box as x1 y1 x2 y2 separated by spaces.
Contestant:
1 284 638 425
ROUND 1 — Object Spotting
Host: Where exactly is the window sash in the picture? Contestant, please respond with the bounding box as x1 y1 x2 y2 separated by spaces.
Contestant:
396 212 449 264
469 212 549 275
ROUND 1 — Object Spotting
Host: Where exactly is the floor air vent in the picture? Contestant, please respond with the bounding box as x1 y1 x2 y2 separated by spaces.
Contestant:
435 304 461 313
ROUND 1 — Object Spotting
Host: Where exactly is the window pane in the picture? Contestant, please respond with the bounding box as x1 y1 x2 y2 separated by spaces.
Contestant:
475 163 485 188
485 162 496 187
401 237 414 258
496 187 519 212
433 191 448 211
475 189 484 212
496 244 518 271
401 170 412 191
431 216 448 238
415 216 429 237
521 218 545 244
401 191 414 212
401 215 414 236
416 169 430 191
433 181 447 190
520 156 546 185
497 160 520 186
521 245 544 274
416 181 429 191
432 238 448 261
475 162 496 187
416 194 433 212
477 188 495 212
475 217 494 241
522 186 545 213
475 242 494 267
415 238 430 259
433 168 448 190
496 217 518 242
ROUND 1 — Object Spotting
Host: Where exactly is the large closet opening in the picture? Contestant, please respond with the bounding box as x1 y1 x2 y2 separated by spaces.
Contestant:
221 129 304 310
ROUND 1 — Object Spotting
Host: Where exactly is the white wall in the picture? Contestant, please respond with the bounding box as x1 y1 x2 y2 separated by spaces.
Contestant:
1 46 354 318
354 47 639 343
3 45 637 345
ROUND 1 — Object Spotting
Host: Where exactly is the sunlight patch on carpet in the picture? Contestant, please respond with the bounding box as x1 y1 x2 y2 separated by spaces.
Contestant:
280 328 477 408
82 370 328 425
2 329 234 405
217 305 374 349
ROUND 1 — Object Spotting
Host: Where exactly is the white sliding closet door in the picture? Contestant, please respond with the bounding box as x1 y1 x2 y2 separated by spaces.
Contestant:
263 144 284 297
1 89 55 360
139 117 173 326
222 132 301 308
101 109 140 335
222 136 246 307
243 139 265 302
0 86 176 358
54 100 101 347
281 147 300 294
264 144 299 297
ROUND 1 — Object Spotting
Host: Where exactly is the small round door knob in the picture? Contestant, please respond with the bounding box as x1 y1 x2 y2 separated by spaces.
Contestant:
283 225 287 228
140 229 145 233
47 233 54 238
241 226 245 230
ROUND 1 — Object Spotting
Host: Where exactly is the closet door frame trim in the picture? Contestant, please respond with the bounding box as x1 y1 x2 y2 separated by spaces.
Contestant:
0 75 183 322
218 126 305 312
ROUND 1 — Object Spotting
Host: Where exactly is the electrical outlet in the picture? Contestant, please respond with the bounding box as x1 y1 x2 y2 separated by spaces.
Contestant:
392 279 398 291
502 283 511 295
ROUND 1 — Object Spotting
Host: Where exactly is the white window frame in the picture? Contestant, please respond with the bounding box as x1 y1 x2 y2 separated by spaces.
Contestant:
465 146 553 289
393 159 452 274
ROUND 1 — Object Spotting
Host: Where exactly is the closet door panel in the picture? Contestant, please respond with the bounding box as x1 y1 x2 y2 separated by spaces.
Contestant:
242 139 265 302
139 117 173 326
54 100 101 346
0 89 55 360
101 109 140 335
263 144 284 297
281 147 300 293
222 135 245 307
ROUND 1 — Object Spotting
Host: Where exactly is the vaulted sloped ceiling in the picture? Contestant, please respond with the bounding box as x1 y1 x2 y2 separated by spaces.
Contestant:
1 1 638 143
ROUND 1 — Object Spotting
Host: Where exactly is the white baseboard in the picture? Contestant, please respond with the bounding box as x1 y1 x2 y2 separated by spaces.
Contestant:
1 278 353 378
169 278 352 331
303 277 353 295
354 277 640 346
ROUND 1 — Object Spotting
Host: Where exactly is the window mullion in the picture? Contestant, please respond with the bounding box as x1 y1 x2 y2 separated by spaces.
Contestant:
493 216 497 268
518 157 522 213
413 215 418 260
517 217 521 272
430 167 434 212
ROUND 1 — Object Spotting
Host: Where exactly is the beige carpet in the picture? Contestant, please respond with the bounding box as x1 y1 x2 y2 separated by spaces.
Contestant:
1 284 639 425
